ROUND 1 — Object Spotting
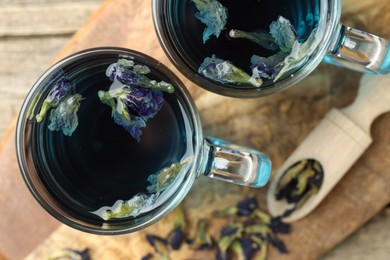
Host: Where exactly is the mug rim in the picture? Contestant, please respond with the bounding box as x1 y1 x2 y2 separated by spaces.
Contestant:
152 0 341 98
15 47 203 235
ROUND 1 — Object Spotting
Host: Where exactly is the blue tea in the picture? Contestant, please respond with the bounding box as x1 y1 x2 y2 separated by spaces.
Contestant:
26 51 195 223
163 0 320 88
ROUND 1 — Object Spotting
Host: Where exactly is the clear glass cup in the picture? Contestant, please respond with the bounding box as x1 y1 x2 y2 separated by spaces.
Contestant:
16 47 272 234
152 0 390 97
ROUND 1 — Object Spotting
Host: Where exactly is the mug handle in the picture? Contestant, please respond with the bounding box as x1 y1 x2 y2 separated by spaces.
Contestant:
325 24 390 74
198 137 272 188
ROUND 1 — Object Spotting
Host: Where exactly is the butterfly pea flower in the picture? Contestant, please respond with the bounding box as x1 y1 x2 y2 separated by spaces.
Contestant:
146 235 170 260
189 219 214 250
192 0 228 43
168 205 186 250
118 86 164 120
252 210 291 234
146 161 186 195
98 88 155 142
274 28 318 82
36 75 72 122
48 94 83 136
275 159 323 217
48 247 90 260
199 55 263 87
213 197 259 217
251 52 287 80
230 238 260 260
106 60 175 93
269 16 297 53
228 29 279 51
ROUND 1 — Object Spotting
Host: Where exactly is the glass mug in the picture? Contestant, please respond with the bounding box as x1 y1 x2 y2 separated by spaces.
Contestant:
16 48 271 234
153 0 390 97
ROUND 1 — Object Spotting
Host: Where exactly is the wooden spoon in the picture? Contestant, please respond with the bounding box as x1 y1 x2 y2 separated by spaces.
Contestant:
267 74 390 222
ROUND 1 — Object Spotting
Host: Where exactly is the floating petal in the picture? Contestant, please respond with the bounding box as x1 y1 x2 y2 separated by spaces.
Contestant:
48 94 83 136
199 55 262 87
192 0 228 43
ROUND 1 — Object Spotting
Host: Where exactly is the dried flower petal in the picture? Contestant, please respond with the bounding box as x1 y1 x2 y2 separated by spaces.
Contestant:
267 234 288 254
199 55 262 87
112 110 146 142
269 16 297 53
192 0 228 43
107 60 174 93
119 86 164 120
48 94 83 136
229 29 279 51
146 161 187 194
275 159 323 216
236 197 258 216
141 253 154 260
48 247 90 260
146 235 170 260
274 28 318 81
230 238 260 260
251 52 287 80
168 206 186 250
190 219 214 250
36 74 73 122
100 59 174 141
101 196 148 220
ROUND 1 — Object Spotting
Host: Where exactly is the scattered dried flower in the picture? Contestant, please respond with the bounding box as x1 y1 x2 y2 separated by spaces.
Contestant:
190 219 214 250
48 247 90 260
275 159 324 217
146 235 170 260
168 206 187 250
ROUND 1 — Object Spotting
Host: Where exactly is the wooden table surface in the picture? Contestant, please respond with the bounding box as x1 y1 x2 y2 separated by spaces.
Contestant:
1 0 390 259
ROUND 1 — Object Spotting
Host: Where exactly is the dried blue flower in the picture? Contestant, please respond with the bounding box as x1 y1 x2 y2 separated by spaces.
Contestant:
146 235 170 260
168 206 186 250
214 198 259 217
192 0 228 43
190 219 214 250
120 86 164 120
269 16 297 53
48 247 90 260
251 52 287 80
220 226 240 237
36 75 73 122
141 253 154 260
230 238 260 260
228 29 279 51
275 159 323 216
106 60 174 93
112 110 146 142
199 55 262 87
252 210 291 234
100 59 174 141
236 197 258 216
48 94 83 136
267 234 288 254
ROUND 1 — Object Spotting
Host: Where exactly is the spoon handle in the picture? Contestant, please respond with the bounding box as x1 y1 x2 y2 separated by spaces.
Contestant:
267 109 372 222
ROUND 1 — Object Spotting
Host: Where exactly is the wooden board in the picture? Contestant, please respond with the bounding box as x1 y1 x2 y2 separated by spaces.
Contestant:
1 0 390 259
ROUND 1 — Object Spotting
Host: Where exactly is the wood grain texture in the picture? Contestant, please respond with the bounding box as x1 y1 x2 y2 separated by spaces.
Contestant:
0 2 102 36
0 0 390 259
